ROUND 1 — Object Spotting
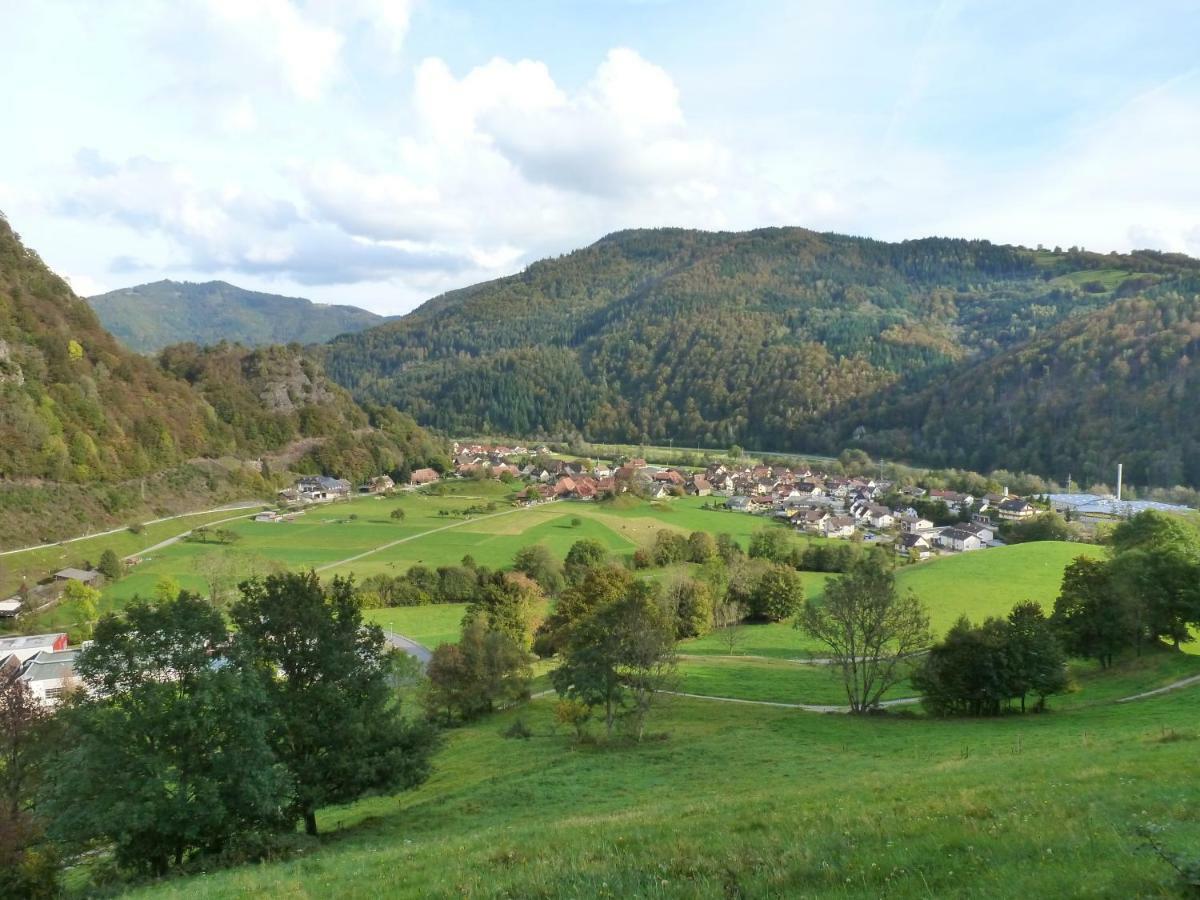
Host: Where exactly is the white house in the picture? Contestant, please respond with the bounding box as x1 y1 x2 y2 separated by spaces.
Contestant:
961 522 995 544
867 505 895 529
18 648 81 706
896 532 932 559
898 515 935 534
823 516 857 539
937 527 984 552
998 498 1036 520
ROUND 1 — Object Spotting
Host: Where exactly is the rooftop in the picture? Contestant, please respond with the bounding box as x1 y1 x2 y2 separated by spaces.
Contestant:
0 633 67 651
19 649 80 682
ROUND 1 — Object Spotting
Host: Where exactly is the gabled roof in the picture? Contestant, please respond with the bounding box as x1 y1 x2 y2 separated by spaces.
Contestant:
941 527 979 541
19 649 80 683
55 567 99 582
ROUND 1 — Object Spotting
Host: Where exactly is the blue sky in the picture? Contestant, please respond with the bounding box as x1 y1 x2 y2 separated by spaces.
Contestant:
1 1 1198 314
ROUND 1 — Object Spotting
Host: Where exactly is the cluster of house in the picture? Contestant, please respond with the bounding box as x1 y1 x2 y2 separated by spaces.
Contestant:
276 470 439 508
1 566 105 620
0 632 78 706
712 463 1037 555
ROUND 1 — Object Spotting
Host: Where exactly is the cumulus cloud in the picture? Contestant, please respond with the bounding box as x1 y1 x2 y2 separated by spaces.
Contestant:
410 48 725 198
299 47 738 286
57 150 469 285
201 0 345 101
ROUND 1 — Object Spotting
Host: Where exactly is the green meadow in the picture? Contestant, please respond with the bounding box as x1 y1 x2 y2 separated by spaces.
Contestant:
15 482 1200 898
366 604 470 650
895 542 1105 634
15 485 809 636
0 504 269 601
124 678 1200 899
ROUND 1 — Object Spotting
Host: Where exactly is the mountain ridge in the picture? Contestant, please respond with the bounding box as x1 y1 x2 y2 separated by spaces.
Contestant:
89 278 384 352
324 225 1200 489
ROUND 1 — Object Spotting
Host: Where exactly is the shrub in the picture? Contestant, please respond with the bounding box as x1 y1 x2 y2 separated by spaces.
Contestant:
747 565 804 622
502 718 534 740
554 698 592 740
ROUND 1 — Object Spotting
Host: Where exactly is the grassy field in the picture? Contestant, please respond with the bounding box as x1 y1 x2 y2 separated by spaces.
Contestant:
676 655 916 706
0 504 268 601
32 487 1200 897
679 542 1099 660
13 487 807 635
895 542 1104 636
124 679 1200 899
366 604 470 649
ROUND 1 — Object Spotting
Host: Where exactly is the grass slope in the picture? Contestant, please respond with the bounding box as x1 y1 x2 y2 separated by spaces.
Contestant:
681 542 1103 661
126 684 1200 899
676 656 915 706
895 542 1104 634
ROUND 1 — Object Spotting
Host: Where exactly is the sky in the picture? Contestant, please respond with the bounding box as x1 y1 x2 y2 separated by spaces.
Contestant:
1 0 1198 315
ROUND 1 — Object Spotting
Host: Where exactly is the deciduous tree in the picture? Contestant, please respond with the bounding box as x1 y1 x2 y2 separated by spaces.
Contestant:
50 592 291 874
797 553 931 712
231 572 437 836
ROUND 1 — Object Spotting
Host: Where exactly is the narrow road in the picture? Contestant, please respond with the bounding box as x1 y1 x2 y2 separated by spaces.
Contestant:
314 506 525 573
0 501 269 558
1115 673 1200 703
658 690 921 714
383 630 432 665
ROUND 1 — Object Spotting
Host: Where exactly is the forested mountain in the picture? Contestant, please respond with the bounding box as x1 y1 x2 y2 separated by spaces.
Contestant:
0 216 224 483
853 291 1200 487
326 226 1200 488
158 342 446 483
0 213 442 544
89 280 383 352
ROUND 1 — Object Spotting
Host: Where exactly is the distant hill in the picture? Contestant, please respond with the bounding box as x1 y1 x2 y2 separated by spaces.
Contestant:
89 280 384 352
325 226 1200 488
0 214 442 546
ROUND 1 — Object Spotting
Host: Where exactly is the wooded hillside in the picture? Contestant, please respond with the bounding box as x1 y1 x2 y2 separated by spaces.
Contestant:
89 279 383 353
326 227 1200 488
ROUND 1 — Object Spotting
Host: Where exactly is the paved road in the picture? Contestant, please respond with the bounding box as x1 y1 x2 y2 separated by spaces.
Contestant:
383 630 432 666
0 501 268 558
1116 672 1200 703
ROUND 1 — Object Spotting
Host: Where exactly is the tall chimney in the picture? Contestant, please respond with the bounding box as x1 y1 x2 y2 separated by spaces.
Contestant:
1116 463 1123 502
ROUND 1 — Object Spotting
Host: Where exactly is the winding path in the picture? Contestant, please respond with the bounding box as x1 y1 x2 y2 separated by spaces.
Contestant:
1115 672 1200 703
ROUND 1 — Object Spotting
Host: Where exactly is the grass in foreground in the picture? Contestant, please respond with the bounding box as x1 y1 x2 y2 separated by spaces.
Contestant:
122 683 1200 899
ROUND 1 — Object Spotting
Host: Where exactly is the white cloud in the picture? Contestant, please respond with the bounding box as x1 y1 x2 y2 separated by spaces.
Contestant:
57 151 469 285
219 96 258 132
64 273 109 297
203 0 345 101
301 46 738 288
410 48 725 198
939 84 1200 257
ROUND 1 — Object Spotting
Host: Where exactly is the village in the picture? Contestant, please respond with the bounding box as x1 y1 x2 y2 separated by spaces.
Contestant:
2 438 1179 712
425 441 1042 558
